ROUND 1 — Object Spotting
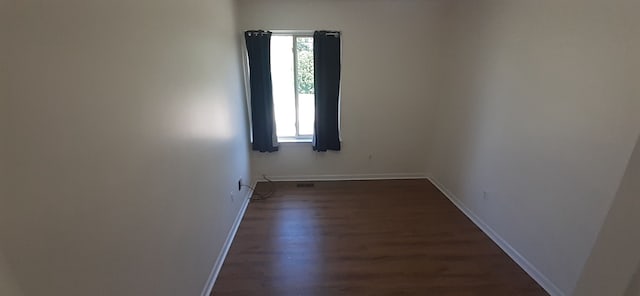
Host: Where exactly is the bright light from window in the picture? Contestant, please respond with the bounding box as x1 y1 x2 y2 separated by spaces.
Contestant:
296 37 315 136
270 35 315 140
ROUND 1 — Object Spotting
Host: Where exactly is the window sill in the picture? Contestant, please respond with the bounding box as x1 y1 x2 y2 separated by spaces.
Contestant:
278 138 312 143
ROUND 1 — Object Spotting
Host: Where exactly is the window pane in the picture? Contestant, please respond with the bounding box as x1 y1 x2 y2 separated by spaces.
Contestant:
270 36 296 138
296 37 315 136
298 94 315 135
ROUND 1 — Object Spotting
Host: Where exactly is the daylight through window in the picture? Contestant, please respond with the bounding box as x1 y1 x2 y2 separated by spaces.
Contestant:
270 34 315 141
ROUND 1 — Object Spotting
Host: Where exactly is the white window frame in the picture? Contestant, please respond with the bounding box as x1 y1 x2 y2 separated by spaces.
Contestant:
271 30 315 143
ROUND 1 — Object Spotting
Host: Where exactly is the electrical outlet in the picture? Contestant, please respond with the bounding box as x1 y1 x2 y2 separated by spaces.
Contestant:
230 192 235 202
238 178 242 191
482 191 489 200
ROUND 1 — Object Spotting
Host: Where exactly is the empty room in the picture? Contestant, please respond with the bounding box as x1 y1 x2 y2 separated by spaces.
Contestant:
0 0 638 296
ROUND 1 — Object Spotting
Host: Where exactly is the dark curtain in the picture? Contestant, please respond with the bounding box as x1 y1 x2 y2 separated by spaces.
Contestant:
245 30 278 152
313 31 342 151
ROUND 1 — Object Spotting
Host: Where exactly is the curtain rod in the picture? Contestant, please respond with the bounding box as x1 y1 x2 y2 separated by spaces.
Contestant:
271 30 314 34
248 30 341 36
244 30 270 36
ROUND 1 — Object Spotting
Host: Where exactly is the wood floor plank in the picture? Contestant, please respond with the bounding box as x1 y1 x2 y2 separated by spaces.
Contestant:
212 180 548 296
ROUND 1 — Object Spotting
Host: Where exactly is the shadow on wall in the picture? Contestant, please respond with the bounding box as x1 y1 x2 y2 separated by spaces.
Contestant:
626 265 640 296
574 134 640 296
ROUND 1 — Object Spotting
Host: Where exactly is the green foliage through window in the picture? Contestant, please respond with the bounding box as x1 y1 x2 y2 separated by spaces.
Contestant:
296 37 314 95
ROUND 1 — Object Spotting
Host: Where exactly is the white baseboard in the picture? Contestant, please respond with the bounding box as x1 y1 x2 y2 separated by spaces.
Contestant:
255 173 427 182
200 181 255 296
427 176 565 296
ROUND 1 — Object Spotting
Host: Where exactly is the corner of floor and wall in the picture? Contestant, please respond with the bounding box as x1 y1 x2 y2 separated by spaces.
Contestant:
425 1 640 296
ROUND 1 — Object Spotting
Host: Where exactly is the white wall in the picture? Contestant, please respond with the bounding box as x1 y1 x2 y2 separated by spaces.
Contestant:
428 0 640 294
0 0 250 295
572 135 640 296
0 0 9 205
1 0 22 293
238 0 443 179
0 251 22 296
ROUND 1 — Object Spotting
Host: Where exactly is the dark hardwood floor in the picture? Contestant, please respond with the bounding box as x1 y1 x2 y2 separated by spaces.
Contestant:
212 180 547 296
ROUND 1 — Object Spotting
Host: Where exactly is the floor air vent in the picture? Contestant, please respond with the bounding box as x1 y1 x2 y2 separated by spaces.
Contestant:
296 183 315 188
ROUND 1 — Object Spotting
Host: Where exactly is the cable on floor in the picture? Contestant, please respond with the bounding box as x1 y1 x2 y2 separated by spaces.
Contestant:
241 174 276 201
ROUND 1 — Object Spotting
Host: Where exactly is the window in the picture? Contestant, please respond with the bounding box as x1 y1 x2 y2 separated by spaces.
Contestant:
270 33 315 142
